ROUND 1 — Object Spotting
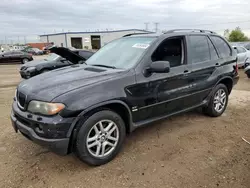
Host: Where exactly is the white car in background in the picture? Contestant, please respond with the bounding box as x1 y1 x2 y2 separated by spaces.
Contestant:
232 46 250 68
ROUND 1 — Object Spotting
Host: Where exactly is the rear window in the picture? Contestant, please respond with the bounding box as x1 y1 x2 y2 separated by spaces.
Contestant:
189 35 210 63
210 36 231 58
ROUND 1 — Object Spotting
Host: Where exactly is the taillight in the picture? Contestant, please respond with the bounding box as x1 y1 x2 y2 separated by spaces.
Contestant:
234 57 238 73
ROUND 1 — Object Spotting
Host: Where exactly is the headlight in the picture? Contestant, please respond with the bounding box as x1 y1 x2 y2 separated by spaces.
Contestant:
28 101 65 115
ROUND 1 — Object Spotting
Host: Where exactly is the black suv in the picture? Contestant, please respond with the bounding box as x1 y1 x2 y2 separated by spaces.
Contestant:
11 29 239 166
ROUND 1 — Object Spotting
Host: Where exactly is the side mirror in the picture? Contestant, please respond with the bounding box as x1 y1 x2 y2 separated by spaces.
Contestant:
147 61 170 74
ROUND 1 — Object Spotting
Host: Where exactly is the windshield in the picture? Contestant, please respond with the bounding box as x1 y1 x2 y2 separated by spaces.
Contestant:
44 53 60 61
86 37 156 69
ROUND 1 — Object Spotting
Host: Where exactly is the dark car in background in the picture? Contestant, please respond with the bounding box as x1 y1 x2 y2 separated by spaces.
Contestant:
0 51 33 64
20 48 94 79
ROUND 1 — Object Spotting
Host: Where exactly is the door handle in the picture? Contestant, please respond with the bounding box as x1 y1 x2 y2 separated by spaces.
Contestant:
215 63 220 67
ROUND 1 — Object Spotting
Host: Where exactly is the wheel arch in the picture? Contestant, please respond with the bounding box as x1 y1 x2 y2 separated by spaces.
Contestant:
216 76 233 94
66 100 133 153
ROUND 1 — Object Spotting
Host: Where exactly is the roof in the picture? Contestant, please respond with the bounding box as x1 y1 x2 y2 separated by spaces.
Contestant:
40 29 153 37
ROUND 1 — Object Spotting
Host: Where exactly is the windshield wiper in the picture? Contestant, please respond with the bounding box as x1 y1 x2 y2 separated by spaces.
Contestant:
91 64 116 69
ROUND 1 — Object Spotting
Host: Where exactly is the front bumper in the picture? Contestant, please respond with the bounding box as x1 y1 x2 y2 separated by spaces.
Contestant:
11 101 75 155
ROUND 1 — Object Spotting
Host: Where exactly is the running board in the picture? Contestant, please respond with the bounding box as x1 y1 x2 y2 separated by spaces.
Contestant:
132 101 207 130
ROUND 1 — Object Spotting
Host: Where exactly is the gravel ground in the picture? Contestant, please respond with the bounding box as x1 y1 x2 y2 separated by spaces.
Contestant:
0 65 249 188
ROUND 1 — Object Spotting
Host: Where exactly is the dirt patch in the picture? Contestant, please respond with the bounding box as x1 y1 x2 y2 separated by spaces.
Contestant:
0 69 250 188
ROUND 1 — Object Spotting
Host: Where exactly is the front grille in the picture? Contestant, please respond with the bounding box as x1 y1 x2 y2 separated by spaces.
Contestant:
17 91 26 109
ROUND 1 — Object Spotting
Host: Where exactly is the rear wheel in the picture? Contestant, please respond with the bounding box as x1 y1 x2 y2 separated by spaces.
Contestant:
22 58 29 64
75 110 126 166
203 84 228 117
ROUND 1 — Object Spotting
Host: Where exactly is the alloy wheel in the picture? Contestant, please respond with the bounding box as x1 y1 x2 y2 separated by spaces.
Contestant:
86 120 119 158
213 89 227 113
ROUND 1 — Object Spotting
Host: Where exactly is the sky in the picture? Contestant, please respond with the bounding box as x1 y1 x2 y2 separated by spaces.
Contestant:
1 0 250 43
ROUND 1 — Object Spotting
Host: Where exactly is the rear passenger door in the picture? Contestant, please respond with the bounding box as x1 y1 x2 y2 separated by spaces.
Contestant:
186 35 220 105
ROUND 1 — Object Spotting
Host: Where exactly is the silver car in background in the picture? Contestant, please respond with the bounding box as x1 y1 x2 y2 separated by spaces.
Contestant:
232 46 250 68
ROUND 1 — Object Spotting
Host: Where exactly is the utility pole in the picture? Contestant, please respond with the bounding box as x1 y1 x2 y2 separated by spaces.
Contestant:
24 36 26 44
144 22 149 31
154 22 159 33
5 36 7 45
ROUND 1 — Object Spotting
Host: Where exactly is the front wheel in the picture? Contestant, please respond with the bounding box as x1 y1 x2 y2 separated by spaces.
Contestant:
203 84 229 117
75 110 126 166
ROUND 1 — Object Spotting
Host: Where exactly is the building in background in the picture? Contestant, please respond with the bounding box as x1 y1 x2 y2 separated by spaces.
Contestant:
39 29 153 50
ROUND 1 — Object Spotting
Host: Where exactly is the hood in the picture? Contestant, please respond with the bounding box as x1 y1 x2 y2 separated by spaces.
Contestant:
49 47 85 64
17 65 125 102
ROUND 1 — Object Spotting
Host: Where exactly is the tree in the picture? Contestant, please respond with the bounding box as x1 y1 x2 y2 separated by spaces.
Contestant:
228 27 249 42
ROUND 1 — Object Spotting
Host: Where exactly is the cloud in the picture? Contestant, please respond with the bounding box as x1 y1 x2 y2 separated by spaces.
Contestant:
0 0 250 43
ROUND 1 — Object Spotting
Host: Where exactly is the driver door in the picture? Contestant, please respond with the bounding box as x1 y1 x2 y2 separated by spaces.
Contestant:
131 36 193 122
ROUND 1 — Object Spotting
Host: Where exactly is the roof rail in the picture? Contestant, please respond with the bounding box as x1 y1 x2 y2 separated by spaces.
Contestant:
123 32 154 37
164 29 216 34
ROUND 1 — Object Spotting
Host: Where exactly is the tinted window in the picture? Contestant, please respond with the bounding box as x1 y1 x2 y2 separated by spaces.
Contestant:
210 36 231 58
152 37 184 67
237 47 246 53
190 36 210 63
78 51 93 59
207 38 219 60
3 51 12 55
12 51 22 55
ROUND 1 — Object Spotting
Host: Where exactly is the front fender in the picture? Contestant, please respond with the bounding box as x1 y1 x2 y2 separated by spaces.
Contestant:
66 99 133 137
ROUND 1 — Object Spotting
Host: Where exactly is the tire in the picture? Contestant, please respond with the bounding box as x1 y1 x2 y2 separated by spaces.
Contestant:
22 58 29 64
75 110 126 166
203 84 229 117
247 74 250 79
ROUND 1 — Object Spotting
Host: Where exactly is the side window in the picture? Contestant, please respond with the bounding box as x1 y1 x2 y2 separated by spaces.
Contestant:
151 37 184 67
210 36 231 58
4 52 12 55
207 38 219 60
189 35 210 63
237 47 246 53
79 51 91 59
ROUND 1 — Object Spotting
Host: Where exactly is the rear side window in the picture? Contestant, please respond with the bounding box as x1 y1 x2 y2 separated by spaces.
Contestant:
207 38 219 60
189 35 210 63
210 36 231 58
